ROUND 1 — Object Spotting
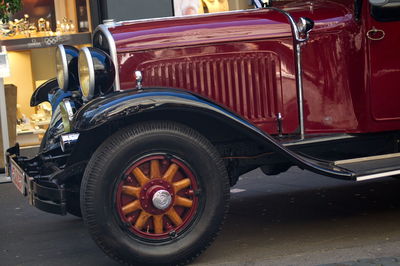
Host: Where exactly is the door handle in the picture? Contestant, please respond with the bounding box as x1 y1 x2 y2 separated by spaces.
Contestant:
367 27 385 41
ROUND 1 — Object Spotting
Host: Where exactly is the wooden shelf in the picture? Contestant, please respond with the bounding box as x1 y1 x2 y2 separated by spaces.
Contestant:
2 32 91 51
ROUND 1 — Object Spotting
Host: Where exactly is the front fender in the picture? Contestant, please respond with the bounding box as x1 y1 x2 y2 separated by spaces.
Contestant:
30 78 58 107
31 78 73 153
73 88 263 136
72 87 353 179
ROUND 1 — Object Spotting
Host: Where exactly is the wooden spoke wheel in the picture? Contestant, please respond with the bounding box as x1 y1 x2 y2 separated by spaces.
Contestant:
115 155 199 239
80 121 229 265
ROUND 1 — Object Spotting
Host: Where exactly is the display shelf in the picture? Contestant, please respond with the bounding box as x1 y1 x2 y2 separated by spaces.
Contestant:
16 129 45 147
2 32 91 51
17 128 46 135
33 120 51 126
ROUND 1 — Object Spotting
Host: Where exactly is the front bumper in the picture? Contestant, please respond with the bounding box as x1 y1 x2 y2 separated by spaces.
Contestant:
6 144 72 216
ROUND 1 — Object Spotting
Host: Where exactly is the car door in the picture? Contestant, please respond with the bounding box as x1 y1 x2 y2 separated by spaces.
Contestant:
367 1 400 121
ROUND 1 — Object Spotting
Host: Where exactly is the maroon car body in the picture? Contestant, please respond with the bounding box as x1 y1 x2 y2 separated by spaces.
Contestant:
105 0 400 135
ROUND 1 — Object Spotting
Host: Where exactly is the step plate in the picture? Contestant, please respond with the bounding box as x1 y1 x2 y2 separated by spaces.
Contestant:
335 153 400 180
334 152 400 165
357 170 400 182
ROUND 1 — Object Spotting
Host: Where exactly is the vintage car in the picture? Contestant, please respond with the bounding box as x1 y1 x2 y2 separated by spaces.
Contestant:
5 0 400 264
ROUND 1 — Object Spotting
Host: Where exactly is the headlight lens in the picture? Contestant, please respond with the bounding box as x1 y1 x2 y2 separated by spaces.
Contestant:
59 99 75 133
56 45 68 90
78 47 115 101
78 47 94 100
55 45 79 91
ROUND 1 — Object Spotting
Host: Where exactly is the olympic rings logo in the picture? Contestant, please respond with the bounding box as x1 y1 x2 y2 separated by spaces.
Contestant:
44 37 61 46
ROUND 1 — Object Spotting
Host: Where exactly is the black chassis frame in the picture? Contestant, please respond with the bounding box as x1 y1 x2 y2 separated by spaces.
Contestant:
6 87 400 215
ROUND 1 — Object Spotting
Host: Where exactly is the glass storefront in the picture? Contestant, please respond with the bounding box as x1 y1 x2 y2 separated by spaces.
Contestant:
1 0 92 147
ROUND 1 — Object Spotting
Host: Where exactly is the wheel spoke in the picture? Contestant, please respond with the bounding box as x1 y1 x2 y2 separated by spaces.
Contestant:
162 163 179 183
133 167 150 186
122 186 140 198
175 196 193 208
166 208 183 226
117 154 200 238
173 178 191 192
153 215 164 234
135 211 152 230
122 200 141 214
150 160 161 179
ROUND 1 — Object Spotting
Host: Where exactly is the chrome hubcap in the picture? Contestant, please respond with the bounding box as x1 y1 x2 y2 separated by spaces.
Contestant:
152 190 172 210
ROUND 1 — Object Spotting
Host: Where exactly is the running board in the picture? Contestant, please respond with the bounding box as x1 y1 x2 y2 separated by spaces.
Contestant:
333 153 400 182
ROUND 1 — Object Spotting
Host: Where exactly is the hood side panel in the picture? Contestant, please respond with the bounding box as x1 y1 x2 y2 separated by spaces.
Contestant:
119 39 298 134
109 0 365 135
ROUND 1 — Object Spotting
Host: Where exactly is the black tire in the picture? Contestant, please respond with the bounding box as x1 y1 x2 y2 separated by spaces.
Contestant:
80 121 230 265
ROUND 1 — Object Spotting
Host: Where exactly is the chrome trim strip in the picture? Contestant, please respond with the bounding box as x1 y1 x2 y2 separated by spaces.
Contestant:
56 44 69 90
266 7 311 140
335 152 400 165
295 42 305 139
282 134 356 147
80 47 95 101
357 169 400 181
94 25 120 91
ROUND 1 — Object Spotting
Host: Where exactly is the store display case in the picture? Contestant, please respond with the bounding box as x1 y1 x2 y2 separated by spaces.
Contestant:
1 0 93 147
1 0 92 50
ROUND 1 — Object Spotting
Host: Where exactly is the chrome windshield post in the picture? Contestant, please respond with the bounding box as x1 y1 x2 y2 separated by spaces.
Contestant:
94 24 121 92
265 8 314 140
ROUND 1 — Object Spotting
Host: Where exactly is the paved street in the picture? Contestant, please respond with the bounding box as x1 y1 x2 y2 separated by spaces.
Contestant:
1 167 400 265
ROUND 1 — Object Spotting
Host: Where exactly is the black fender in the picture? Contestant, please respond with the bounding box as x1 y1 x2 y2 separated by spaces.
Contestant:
30 78 58 107
72 87 354 179
31 78 74 153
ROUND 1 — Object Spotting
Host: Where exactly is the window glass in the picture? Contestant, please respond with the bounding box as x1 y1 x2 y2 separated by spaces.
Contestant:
1 0 93 147
371 3 400 22
173 0 254 16
1 0 91 41
173 0 306 16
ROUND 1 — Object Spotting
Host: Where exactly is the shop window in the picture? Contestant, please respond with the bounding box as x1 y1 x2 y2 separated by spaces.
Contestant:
371 3 400 22
1 0 93 147
1 0 91 40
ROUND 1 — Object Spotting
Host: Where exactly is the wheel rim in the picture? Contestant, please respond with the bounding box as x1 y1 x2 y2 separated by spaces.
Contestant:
115 155 199 240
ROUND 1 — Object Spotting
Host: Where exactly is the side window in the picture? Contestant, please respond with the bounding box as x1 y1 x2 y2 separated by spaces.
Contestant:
371 3 400 22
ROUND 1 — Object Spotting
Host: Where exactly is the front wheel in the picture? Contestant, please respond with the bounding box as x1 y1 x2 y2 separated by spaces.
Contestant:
80 121 230 265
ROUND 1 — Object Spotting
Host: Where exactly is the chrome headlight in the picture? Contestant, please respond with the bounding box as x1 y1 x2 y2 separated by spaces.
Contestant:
78 47 95 101
55 45 79 91
59 99 75 133
78 47 115 101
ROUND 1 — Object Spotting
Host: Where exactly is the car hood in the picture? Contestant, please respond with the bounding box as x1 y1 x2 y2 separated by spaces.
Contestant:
108 0 354 53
